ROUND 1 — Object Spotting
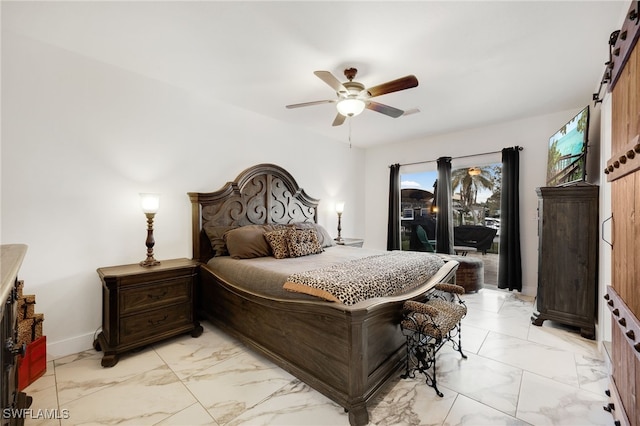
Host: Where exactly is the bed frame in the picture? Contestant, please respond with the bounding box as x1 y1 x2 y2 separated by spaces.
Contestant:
188 163 458 425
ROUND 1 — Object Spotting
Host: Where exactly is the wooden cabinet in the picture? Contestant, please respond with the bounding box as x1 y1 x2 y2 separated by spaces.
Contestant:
1 245 32 426
532 185 599 339
94 258 203 367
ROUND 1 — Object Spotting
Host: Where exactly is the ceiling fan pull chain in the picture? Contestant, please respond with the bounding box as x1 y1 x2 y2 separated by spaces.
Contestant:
349 118 352 149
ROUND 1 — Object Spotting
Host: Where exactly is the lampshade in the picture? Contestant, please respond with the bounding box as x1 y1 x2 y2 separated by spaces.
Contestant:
140 193 160 214
335 201 345 214
336 98 366 117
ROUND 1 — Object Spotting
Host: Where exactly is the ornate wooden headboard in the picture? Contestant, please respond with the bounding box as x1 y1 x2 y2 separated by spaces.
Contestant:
188 163 320 262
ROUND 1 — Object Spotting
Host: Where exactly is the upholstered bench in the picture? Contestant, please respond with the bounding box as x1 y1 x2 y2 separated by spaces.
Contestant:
400 283 467 397
437 254 484 293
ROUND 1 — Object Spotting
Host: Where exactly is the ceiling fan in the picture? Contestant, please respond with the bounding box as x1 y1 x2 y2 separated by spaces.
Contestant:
286 68 419 126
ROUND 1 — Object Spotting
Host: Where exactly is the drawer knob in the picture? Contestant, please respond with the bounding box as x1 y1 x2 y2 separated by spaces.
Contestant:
613 308 620 317
618 317 627 327
5 338 26 357
147 290 168 301
626 330 635 340
148 315 168 326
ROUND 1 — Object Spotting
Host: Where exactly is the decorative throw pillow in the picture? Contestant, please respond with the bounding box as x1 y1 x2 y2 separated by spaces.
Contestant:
224 225 274 259
264 229 290 259
290 222 336 248
203 225 237 256
287 228 323 258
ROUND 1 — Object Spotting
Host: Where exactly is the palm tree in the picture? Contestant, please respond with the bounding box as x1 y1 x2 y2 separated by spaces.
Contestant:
451 166 493 224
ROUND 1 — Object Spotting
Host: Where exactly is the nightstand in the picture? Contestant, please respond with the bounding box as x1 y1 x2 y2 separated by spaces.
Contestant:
335 238 364 248
93 258 203 367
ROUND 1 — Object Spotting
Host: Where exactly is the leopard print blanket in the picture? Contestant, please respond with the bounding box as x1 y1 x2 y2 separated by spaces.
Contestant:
283 251 445 305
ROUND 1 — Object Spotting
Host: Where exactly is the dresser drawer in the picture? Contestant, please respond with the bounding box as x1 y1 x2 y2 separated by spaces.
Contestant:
119 302 192 345
119 277 191 315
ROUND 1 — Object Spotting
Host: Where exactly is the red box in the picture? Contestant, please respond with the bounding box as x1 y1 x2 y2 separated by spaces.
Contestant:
18 336 46 391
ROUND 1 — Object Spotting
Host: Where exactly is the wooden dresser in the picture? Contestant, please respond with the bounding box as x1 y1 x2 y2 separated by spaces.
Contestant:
1 245 32 426
94 258 203 367
532 185 599 339
603 2 640 424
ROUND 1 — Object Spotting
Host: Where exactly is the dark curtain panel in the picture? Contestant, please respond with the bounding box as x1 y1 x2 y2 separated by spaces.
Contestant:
498 146 523 291
435 157 454 254
387 163 401 251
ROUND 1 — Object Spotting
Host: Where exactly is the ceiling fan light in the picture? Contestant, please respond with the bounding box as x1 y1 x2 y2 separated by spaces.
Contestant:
336 98 366 117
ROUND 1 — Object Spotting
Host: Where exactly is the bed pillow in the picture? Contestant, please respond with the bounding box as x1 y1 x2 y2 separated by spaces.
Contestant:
291 222 336 248
224 224 275 259
203 225 237 256
264 229 290 259
287 228 324 258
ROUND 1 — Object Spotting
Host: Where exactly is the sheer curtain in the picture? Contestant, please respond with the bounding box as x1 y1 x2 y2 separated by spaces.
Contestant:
498 147 522 291
387 163 401 251
435 157 454 254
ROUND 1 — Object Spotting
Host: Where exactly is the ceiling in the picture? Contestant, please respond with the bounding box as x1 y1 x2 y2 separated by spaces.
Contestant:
3 1 628 147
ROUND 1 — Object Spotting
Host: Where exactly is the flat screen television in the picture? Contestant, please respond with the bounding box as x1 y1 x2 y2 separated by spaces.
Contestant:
546 106 589 187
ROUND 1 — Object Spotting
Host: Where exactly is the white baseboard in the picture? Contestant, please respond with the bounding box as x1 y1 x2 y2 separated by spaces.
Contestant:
46 331 99 361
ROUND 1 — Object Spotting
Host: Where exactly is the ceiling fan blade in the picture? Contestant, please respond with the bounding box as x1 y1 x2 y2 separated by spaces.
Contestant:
286 99 335 109
332 113 346 127
367 75 418 98
314 71 348 94
402 107 421 116
366 101 404 118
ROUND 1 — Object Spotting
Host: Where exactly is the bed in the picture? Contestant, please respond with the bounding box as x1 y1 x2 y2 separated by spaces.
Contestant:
188 163 458 426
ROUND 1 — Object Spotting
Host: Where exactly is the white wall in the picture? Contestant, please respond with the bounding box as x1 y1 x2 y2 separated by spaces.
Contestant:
363 108 601 297
1 32 366 359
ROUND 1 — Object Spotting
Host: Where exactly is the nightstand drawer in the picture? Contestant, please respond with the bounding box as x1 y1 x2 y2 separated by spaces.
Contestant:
120 277 191 315
120 302 192 345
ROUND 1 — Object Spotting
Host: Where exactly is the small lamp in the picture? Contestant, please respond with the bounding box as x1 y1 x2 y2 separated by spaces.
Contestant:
335 201 345 242
139 193 160 267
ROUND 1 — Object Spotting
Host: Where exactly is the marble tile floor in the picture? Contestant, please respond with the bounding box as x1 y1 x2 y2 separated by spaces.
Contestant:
23 288 612 426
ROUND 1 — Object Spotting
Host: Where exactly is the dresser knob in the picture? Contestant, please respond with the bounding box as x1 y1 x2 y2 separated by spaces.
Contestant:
613 308 620 316
626 330 635 340
5 338 26 357
619 317 627 327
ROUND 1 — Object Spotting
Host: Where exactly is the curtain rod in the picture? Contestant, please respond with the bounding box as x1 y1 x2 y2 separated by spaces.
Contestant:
397 146 523 168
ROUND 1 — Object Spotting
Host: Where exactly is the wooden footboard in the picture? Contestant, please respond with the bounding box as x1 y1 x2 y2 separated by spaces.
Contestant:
196 260 458 426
